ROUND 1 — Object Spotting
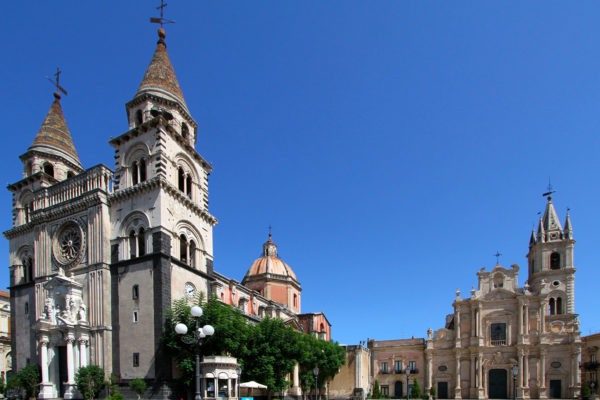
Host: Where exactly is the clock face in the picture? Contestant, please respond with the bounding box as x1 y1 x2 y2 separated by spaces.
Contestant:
184 282 196 299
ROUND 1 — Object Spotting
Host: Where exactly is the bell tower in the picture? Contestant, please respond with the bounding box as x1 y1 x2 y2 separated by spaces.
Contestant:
527 196 576 314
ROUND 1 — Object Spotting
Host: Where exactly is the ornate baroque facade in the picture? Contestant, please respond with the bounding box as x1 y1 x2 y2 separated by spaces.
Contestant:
332 197 581 399
4 28 330 399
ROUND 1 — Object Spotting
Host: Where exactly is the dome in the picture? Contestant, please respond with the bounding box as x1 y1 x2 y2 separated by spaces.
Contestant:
243 234 298 282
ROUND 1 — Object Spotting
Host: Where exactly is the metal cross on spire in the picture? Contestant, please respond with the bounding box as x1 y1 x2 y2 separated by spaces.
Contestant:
268 224 272 238
45 67 68 96
150 0 175 28
542 177 556 198
494 251 502 265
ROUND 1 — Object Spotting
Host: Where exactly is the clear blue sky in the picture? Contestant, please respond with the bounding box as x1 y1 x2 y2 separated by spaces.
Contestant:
2 2 600 345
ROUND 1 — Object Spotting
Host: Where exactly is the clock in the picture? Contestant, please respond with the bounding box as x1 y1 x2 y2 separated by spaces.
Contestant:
184 282 196 299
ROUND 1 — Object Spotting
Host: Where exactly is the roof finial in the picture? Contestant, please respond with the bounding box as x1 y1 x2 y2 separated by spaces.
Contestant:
45 67 68 101
494 250 502 265
268 224 272 240
150 0 175 31
542 177 556 200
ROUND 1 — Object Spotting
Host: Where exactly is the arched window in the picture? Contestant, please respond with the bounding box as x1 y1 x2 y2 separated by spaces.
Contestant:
139 158 147 182
182 122 189 139
293 293 298 307
550 252 560 270
179 234 188 263
129 230 137 259
132 285 139 300
186 175 192 198
178 168 185 192
189 240 196 268
43 163 54 178
22 257 33 283
549 298 556 315
320 323 325 332
24 302 29 315
556 297 563 314
66 171 75 179
132 161 139 185
138 228 145 256
136 109 143 126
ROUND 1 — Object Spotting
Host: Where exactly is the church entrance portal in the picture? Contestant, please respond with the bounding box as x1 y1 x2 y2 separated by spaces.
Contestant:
394 381 403 398
57 346 67 397
550 380 562 398
437 382 448 399
488 369 507 399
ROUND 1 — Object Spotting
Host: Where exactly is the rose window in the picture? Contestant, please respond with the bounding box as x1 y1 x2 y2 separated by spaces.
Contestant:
53 221 84 267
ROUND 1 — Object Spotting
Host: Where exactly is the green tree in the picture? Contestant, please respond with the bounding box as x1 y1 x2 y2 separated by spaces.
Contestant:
581 380 591 399
75 365 105 400
297 333 345 397
9 364 40 399
429 386 436 400
243 317 299 397
410 378 421 399
371 380 382 399
162 294 251 386
129 378 147 400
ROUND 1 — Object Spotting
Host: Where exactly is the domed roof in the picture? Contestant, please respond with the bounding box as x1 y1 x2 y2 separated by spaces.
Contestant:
243 234 298 282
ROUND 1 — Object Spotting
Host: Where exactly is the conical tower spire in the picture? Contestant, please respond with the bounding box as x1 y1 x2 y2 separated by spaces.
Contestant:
536 216 545 243
564 211 573 240
135 28 188 111
529 229 536 247
28 92 82 169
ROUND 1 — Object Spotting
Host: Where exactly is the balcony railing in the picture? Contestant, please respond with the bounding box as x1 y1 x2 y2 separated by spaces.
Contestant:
583 361 599 370
33 165 112 212
491 339 507 346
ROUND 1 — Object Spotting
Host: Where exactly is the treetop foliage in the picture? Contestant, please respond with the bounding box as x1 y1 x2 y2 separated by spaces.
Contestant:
162 293 345 394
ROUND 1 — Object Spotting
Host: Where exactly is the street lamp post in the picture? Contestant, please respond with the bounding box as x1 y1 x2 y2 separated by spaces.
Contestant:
236 367 242 399
511 365 518 400
313 367 320 400
405 367 411 400
175 305 215 400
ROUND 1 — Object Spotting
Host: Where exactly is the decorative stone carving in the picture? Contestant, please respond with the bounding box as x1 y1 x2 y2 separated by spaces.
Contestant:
52 220 86 269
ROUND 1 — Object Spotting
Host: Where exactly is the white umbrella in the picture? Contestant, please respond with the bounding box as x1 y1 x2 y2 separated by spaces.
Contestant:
240 381 268 389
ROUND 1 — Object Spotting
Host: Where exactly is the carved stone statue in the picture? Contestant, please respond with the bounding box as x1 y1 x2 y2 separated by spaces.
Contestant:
78 303 87 322
43 298 56 324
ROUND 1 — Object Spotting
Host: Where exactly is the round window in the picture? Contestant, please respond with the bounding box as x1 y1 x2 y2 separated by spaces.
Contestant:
551 361 561 368
552 281 560 287
53 221 84 267
438 366 447 372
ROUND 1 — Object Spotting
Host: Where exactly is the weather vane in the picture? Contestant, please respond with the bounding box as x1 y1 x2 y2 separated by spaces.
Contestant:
494 251 502 265
542 177 556 198
45 67 68 96
150 0 175 28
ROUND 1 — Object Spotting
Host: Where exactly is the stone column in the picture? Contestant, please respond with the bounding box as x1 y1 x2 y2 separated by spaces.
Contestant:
455 310 461 346
470 354 476 391
524 305 529 335
539 349 547 399
426 354 433 393
518 302 523 336
39 336 54 399
455 354 462 399
566 275 575 314
79 338 88 368
64 335 77 399
540 299 546 334
477 353 483 390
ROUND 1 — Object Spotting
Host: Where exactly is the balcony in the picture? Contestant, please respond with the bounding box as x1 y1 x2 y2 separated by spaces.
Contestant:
405 368 419 374
583 361 599 370
491 339 507 346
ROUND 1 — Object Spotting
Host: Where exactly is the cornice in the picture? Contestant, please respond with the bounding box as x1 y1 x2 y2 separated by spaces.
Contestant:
19 149 84 173
109 176 218 226
109 116 211 171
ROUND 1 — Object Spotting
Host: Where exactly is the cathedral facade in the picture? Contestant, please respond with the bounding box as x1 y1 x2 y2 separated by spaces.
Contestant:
4 27 330 399
332 197 582 400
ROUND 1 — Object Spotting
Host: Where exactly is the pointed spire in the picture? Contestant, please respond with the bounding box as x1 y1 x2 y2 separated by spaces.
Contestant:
564 212 573 240
529 229 536 247
136 28 188 111
29 92 82 168
537 217 545 243
542 196 563 233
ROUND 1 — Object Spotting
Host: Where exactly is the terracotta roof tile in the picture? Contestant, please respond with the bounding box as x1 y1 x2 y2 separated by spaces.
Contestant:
136 29 187 109
30 94 81 166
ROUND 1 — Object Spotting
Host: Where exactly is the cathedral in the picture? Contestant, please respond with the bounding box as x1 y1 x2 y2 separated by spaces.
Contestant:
330 196 582 400
4 27 331 399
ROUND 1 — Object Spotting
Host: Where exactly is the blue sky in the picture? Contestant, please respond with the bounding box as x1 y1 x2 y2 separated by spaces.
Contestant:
2 2 600 345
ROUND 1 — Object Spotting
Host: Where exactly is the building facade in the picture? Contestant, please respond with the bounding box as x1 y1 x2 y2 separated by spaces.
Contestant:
4 27 330 400
0 290 11 380
581 333 599 397
331 197 581 400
